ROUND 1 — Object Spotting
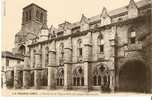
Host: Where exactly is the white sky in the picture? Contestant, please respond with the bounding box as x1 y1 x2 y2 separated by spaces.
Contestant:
2 0 141 52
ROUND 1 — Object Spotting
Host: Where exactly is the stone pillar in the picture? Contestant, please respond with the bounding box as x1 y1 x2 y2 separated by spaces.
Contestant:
64 47 72 90
14 67 21 89
83 32 92 91
47 50 56 89
84 62 91 91
34 49 42 89
23 53 31 89
48 67 56 89
1 69 7 89
109 70 115 92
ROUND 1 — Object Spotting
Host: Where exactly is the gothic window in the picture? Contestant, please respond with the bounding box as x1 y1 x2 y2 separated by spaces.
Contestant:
97 34 104 53
36 10 40 19
78 39 83 57
73 67 84 86
26 12 28 21
45 47 49 67
19 45 25 56
40 12 43 22
56 68 64 86
29 10 31 20
59 43 64 65
93 64 110 89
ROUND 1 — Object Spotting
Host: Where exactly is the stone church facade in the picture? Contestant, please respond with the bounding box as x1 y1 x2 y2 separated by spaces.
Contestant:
2 0 152 93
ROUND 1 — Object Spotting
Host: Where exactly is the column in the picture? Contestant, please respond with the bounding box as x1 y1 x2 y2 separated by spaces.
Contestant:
23 53 31 89
1 67 7 89
109 70 115 92
34 49 42 89
14 67 21 89
83 32 92 91
47 50 56 89
64 48 72 90
83 62 91 91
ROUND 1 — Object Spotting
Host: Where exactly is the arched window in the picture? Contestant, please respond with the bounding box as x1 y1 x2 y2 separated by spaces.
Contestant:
73 67 84 86
26 12 28 21
45 47 49 67
97 34 104 53
77 39 83 57
93 64 110 89
40 13 43 22
59 43 64 65
29 10 31 20
36 10 39 19
129 28 136 44
18 45 26 56
56 68 64 86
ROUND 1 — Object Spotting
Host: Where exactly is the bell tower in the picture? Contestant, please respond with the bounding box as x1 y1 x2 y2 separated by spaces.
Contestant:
13 3 47 55
21 3 47 34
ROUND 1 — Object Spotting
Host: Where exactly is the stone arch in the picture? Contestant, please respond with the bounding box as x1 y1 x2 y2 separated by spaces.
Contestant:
118 59 150 93
18 45 26 55
56 68 64 86
93 63 110 90
72 66 84 86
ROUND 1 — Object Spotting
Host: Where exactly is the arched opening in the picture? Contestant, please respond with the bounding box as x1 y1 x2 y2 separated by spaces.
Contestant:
72 67 84 86
56 68 64 86
119 60 150 92
18 45 26 56
93 64 111 92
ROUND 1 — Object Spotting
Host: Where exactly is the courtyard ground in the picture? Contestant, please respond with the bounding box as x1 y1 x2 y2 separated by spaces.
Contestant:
1 89 151 96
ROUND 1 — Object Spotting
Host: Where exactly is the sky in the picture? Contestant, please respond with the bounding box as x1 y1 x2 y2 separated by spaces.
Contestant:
2 0 141 52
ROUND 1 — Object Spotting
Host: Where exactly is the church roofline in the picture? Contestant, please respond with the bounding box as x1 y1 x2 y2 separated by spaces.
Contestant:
28 12 150 47
57 0 150 30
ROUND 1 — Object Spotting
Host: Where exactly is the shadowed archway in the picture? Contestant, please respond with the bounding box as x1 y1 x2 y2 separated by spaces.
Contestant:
119 60 150 93
18 45 26 56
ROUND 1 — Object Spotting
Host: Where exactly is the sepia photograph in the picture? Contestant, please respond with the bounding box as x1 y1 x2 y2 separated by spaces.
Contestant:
1 0 152 97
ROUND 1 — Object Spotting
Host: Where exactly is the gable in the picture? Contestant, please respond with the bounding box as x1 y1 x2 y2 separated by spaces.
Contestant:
80 14 89 24
128 0 138 18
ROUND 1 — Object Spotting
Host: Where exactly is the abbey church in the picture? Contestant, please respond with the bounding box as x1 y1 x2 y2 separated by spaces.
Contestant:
1 0 152 93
